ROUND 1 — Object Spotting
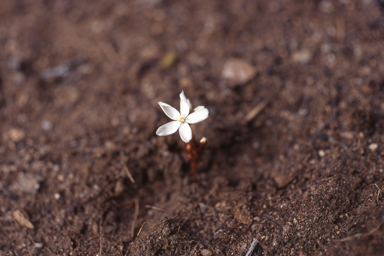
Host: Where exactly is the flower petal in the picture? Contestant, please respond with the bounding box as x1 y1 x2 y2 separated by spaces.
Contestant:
194 106 205 111
158 102 180 120
187 99 192 110
156 121 181 136
179 123 192 143
185 107 209 124
179 91 190 118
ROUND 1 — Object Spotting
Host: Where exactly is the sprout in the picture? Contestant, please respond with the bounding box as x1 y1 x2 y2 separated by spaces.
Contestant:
156 91 209 177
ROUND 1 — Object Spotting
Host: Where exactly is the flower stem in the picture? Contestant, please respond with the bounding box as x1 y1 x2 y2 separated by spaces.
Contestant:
184 136 206 177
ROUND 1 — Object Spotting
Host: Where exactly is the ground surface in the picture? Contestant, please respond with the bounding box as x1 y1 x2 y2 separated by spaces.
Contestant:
1 0 384 255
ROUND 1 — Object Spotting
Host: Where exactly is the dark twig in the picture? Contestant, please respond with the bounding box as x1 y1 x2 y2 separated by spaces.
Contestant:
145 205 166 212
99 219 103 256
245 238 259 256
334 224 382 242
131 199 139 238
120 151 135 183
137 222 146 237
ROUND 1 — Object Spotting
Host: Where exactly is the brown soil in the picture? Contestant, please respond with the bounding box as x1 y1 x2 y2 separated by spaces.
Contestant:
1 0 384 255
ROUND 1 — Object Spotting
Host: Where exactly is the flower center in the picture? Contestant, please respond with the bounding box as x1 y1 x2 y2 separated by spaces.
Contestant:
179 116 186 123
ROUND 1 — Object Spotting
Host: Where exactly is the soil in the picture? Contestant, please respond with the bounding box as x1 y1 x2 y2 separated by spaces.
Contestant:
1 0 384 255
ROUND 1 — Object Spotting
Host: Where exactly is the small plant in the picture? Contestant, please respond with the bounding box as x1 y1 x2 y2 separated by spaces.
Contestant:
156 91 209 177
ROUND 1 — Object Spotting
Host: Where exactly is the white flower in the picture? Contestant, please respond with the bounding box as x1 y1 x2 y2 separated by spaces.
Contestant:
156 91 209 143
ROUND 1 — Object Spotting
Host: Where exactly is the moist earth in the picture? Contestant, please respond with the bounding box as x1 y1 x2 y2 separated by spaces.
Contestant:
1 0 384 255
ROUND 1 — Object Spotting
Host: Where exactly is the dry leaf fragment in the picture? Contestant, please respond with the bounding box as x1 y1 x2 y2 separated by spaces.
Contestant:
245 100 268 123
160 50 178 69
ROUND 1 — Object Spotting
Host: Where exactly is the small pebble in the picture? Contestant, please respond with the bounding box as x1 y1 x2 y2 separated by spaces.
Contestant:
104 141 116 150
69 140 79 148
114 180 124 196
57 174 65 182
318 150 325 157
271 171 294 189
52 165 60 172
292 49 312 64
111 117 119 126
369 143 378 152
199 202 206 212
8 128 25 142
7 58 22 70
54 193 61 200
34 243 43 248
201 249 212 256
222 58 256 86
340 132 353 140
41 120 53 131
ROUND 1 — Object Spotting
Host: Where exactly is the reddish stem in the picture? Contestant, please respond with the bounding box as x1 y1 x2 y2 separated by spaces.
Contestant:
184 136 206 177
